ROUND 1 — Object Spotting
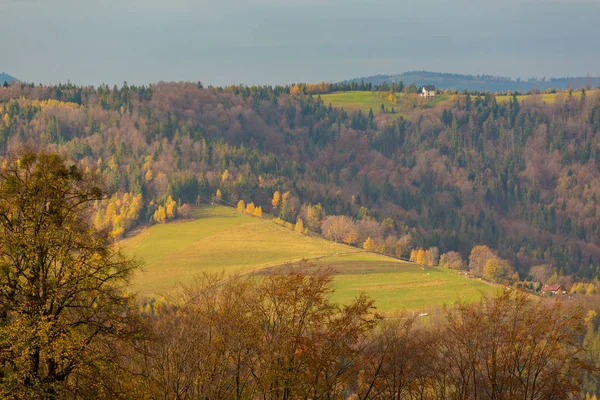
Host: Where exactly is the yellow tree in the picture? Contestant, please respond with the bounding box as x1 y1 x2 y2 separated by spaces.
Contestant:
409 249 417 262
221 169 229 182
215 189 222 201
237 200 245 213
483 258 513 283
142 155 152 171
469 245 497 276
281 191 291 207
110 215 125 239
272 191 281 209
415 249 425 265
246 202 255 215
126 193 143 222
424 250 431 266
105 200 117 228
363 237 377 252
343 231 359 246
254 206 263 218
166 196 177 219
295 217 304 233
0 152 139 397
154 205 167 224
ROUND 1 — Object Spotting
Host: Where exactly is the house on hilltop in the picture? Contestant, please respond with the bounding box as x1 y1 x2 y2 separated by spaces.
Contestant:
421 85 436 98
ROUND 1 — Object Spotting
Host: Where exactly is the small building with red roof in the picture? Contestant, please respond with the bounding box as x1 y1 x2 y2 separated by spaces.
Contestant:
541 284 562 295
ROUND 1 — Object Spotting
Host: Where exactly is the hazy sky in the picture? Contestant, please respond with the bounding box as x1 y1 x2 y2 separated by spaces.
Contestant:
2 0 599 86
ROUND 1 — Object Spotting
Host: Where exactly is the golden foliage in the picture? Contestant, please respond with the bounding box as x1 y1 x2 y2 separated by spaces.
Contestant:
272 191 281 208
165 196 177 219
153 205 167 224
237 200 245 213
409 249 417 262
290 85 302 95
415 249 425 265
295 217 304 233
93 192 143 240
0 152 139 397
363 237 377 252
343 230 359 245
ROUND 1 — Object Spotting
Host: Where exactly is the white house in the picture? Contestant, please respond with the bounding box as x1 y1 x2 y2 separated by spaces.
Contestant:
421 85 436 98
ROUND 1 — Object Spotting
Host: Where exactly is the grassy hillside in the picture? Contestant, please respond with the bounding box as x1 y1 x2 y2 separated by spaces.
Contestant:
320 91 452 115
319 254 495 314
121 205 358 294
121 205 493 312
321 90 599 115
493 89 599 104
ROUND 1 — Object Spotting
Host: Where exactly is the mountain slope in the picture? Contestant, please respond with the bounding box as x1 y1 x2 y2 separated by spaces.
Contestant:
0 72 16 85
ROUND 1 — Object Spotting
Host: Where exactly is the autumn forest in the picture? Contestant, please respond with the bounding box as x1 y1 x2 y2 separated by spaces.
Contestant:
2 80 600 398
2 82 600 280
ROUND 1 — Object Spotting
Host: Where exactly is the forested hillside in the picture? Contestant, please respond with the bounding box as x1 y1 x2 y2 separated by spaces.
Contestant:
1 82 600 282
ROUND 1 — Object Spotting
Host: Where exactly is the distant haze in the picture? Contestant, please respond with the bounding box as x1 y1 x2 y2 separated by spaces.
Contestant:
2 0 600 86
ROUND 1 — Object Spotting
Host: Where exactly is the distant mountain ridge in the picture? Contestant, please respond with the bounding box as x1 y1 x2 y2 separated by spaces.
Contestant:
345 71 600 92
0 73 16 85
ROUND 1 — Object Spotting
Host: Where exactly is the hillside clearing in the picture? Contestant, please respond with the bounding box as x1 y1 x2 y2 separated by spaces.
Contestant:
320 89 599 115
121 206 493 312
121 206 357 294
494 88 599 104
312 254 495 314
320 91 453 116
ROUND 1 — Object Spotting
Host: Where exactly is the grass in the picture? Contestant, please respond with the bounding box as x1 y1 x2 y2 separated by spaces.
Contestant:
121 205 493 312
120 206 358 295
482 89 598 104
319 91 453 117
320 89 599 114
313 254 495 315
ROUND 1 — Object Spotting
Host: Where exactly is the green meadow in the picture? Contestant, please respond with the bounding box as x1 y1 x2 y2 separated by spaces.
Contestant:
319 91 452 116
121 206 493 312
494 88 598 104
120 206 356 295
313 254 494 314
319 89 599 115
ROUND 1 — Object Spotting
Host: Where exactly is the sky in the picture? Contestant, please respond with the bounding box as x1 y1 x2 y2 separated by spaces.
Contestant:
2 0 600 86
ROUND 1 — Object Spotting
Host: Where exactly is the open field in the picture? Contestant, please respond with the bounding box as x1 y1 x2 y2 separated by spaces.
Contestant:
121 206 358 294
313 254 495 314
121 205 493 312
481 89 599 104
319 91 452 115
320 90 600 114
